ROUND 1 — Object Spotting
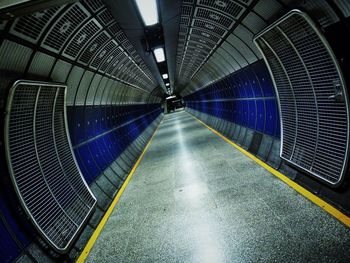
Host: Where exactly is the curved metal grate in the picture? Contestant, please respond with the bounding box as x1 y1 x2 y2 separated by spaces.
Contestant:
197 0 245 18
42 3 89 52
4 81 96 253
63 18 102 60
254 10 349 186
78 31 111 65
10 6 63 43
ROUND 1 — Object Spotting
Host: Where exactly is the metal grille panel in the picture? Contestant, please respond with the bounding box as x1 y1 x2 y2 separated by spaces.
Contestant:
97 8 114 26
192 19 228 37
5 81 96 252
194 7 235 29
181 5 193 16
63 18 102 60
10 7 62 43
78 31 111 65
197 0 245 18
42 3 89 52
254 10 349 186
90 40 117 69
83 0 104 12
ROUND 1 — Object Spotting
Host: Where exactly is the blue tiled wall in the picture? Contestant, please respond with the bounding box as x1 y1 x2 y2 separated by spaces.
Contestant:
184 60 280 138
0 103 162 263
0 160 36 263
67 104 162 184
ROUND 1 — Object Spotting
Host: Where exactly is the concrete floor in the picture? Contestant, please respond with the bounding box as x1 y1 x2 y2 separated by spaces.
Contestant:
86 110 350 263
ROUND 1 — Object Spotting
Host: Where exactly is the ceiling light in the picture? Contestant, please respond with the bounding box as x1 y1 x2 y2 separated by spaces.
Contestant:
162 74 168 79
166 83 170 86
135 0 159 26
153 47 165 62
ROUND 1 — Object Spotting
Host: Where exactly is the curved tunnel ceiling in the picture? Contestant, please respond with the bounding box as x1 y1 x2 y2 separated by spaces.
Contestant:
0 0 348 99
103 0 181 93
173 0 346 97
94 0 348 98
0 0 166 106
1 0 350 261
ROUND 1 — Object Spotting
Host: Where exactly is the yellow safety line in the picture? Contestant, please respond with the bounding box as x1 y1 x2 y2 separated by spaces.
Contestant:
77 121 162 262
189 113 350 228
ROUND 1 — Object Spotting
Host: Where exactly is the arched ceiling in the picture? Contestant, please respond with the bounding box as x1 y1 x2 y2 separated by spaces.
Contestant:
173 0 345 97
103 0 181 94
1 0 348 98
101 0 348 98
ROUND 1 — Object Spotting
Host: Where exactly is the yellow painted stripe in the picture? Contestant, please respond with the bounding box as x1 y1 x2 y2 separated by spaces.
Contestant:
77 121 162 262
189 113 350 228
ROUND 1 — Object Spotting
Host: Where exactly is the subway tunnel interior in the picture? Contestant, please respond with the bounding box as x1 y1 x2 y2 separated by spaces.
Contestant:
1 0 350 262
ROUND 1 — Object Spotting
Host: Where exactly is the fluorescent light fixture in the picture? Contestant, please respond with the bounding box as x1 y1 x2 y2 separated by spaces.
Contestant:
135 0 159 26
153 47 165 62
162 73 168 79
165 83 170 86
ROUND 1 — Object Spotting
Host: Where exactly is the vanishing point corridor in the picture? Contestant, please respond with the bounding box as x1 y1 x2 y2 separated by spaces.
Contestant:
86 111 350 262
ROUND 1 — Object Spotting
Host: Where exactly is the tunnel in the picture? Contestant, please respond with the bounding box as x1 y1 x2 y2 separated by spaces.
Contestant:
1 0 350 262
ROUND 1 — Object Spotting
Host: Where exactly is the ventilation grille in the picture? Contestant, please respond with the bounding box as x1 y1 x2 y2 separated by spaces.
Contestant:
108 22 122 36
192 19 228 37
254 10 349 186
98 47 120 73
78 31 111 65
10 7 62 43
197 0 245 18
63 18 102 60
97 8 114 26
181 5 193 16
42 3 89 52
176 0 248 87
5 81 96 253
102 46 123 73
190 28 221 43
83 0 104 12
194 7 235 29
90 40 117 69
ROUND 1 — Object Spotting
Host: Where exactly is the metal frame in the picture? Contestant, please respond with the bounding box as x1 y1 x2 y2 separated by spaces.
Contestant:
4 80 97 253
254 9 350 187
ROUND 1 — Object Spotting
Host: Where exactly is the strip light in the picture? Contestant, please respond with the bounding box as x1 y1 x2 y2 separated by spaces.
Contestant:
153 47 165 62
135 0 159 26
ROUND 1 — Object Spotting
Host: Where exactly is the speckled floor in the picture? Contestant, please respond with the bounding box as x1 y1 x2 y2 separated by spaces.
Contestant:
86 110 350 263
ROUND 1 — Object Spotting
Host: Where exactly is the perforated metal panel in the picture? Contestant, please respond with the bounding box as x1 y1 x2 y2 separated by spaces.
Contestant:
42 3 89 53
254 10 349 186
90 40 118 69
194 7 235 29
176 0 251 87
83 0 104 12
97 8 114 26
63 18 102 60
78 31 111 65
4 81 96 253
10 6 63 44
197 0 245 18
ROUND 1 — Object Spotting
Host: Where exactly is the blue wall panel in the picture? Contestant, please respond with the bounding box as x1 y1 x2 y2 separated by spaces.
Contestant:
184 60 280 138
69 104 162 185
0 103 162 263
